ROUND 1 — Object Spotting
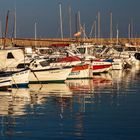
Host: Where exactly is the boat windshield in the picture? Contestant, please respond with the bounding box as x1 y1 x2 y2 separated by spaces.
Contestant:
114 47 123 52
77 48 86 54
37 48 53 55
39 61 50 67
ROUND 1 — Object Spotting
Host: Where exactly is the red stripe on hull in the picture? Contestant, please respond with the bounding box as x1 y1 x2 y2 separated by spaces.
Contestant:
72 64 89 72
92 64 112 70
58 56 81 62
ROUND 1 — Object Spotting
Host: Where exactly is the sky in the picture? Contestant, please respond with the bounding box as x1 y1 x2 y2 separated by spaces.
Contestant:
0 0 140 38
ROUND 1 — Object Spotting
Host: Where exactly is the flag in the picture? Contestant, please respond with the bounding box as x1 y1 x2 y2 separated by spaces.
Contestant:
74 31 81 37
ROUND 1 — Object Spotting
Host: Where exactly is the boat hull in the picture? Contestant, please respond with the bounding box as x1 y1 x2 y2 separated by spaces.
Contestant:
29 66 72 84
0 77 11 90
67 64 93 80
92 61 112 73
112 59 123 70
11 69 30 88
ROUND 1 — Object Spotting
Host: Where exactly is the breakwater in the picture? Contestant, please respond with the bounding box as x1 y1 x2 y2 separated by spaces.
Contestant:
1 38 140 47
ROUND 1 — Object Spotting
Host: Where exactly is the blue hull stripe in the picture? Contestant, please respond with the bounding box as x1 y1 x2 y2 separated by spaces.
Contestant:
12 83 29 88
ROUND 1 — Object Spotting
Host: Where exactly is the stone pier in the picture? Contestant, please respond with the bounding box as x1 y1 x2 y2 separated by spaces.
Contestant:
1 38 140 47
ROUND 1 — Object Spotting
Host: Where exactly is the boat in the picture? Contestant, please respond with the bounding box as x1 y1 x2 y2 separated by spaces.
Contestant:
24 47 93 80
0 47 70 84
49 55 93 79
29 58 72 83
0 48 30 88
0 68 30 88
75 43 112 73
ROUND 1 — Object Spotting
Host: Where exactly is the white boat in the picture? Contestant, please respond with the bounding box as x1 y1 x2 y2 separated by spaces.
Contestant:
0 68 30 88
29 59 72 83
24 45 93 80
49 56 93 79
0 48 30 88
76 43 112 73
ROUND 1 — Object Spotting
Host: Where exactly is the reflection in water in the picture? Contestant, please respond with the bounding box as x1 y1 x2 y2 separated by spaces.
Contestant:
0 84 73 137
65 79 94 93
0 88 31 116
0 67 140 139
0 88 31 137
29 84 73 105
93 73 113 88
29 83 72 95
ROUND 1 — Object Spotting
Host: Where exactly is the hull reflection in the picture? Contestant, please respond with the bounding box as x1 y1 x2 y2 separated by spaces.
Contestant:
0 88 31 116
29 84 72 96
93 73 113 87
65 79 94 93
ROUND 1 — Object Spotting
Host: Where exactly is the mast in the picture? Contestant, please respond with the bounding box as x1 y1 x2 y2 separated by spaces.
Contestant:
97 11 101 43
131 19 133 39
94 20 97 39
116 25 119 45
82 24 86 40
34 22 37 47
77 11 81 31
89 21 94 38
128 23 131 40
59 3 63 39
68 5 72 38
14 8 17 39
0 20 2 45
89 20 97 39
3 10 9 49
110 12 113 43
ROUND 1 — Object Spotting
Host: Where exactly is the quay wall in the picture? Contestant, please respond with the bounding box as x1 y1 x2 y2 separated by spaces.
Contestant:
1 38 140 47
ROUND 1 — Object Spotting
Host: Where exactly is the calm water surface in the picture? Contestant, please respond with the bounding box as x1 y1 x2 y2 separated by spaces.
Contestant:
0 68 140 140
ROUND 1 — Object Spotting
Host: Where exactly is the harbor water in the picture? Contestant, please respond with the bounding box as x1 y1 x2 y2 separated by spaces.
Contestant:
0 67 140 140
